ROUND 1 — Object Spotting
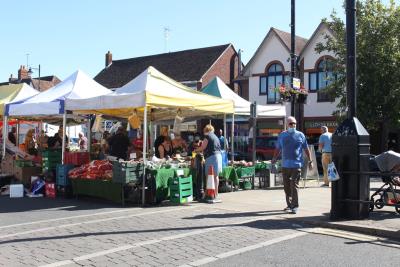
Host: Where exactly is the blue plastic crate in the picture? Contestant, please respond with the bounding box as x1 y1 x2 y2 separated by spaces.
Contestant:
56 164 75 186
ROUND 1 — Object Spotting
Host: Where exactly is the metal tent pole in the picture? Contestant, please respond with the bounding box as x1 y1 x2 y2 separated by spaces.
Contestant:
231 113 235 162
223 114 227 151
61 111 67 164
142 106 148 206
2 116 7 159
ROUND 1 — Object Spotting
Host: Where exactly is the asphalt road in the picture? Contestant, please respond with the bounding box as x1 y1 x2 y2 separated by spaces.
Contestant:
0 189 399 267
202 231 400 267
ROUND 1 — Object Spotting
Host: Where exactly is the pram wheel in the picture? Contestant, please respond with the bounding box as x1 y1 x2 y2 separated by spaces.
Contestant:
374 198 384 209
369 201 374 212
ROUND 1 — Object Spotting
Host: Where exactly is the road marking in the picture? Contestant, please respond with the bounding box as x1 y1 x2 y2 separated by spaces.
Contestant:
39 218 271 267
305 227 400 248
0 208 136 230
0 206 197 239
181 231 308 266
30 206 77 212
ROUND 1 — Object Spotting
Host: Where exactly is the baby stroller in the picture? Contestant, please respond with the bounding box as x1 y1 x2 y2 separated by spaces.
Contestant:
369 151 400 214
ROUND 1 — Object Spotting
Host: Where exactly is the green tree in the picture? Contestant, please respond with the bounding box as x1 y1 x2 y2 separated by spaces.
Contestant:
316 0 400 152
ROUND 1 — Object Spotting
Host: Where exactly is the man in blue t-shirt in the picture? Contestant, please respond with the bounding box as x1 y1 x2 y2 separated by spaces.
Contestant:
272 116 313 214
319 126 332 187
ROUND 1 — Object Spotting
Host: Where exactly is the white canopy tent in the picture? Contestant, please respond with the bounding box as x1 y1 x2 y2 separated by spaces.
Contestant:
201 76 287 158
4 70 113 162
6 70 111 117
201 76 286 117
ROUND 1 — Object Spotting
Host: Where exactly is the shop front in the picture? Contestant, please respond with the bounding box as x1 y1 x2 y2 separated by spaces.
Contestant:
304 117 338 142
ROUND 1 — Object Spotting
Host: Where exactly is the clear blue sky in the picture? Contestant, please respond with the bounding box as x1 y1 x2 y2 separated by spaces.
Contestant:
0 0 348 81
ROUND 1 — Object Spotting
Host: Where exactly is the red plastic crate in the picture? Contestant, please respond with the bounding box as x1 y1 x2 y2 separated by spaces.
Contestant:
65 152 90 165
45 183 56 198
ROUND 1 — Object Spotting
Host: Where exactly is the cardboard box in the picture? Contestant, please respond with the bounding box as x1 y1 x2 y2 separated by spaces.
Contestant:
1 154 15 174
14 166 42 187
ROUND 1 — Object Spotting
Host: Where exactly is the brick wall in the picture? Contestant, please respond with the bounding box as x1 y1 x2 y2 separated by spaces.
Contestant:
200 45 239 90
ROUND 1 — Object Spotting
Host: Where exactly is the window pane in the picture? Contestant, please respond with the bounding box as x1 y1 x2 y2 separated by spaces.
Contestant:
318 72 326 89
309 73 317 90
268 64 276 74
260 77 267 94
275 64 283 72
276 75 283 85
283 75 290 87
267 76 276 102
326 71 334 86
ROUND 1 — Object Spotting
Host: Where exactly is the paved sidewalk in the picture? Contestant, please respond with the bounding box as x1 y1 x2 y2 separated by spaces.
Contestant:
216 180 400 240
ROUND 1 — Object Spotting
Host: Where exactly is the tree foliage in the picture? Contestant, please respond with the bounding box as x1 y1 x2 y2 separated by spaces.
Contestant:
316 0 400 133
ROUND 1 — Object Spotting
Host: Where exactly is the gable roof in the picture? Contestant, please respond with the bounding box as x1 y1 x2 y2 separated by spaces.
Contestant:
243 27 308 75
95 44 232 89
299 22 335 58
272 28 308 55
0 75 61 92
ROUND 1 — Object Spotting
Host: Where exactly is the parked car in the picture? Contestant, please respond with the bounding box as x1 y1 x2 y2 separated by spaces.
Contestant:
248 136 278 161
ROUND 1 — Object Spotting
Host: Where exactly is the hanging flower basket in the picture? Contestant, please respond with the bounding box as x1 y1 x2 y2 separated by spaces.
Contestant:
296 93 307 103
275 83 308 104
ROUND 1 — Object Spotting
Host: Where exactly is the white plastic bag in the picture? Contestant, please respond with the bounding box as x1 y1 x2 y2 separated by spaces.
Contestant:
327 162 340 182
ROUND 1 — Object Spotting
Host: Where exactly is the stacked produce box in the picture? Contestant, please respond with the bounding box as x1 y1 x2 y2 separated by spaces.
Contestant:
112 161 143 184
170 175 193 204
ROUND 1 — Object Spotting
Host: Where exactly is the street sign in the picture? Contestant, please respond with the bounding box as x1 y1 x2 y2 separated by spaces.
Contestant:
250 102 257 118
293 78 301 90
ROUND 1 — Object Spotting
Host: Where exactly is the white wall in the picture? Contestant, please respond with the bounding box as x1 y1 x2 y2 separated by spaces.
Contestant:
246 33 291 75
301 25 339 117
246 31 291 113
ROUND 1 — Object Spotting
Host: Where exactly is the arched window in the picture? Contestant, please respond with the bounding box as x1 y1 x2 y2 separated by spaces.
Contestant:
309 59 335 101
260 63 287 103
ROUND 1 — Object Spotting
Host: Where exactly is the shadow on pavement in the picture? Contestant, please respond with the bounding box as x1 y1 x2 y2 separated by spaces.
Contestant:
182 210 286 220
0 216 309 245
0 196 123 213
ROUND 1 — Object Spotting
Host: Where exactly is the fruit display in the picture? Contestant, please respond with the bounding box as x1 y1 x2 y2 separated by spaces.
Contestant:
229 160 255 167
68 160 113 180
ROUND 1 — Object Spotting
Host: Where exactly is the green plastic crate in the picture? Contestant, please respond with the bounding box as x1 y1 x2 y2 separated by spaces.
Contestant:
42 149 62 158
170 175 193 204
15 160 34 167
112 161 143 184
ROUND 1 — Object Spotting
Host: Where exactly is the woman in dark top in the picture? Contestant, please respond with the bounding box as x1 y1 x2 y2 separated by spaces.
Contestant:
156 136 173 159
196 124 222 199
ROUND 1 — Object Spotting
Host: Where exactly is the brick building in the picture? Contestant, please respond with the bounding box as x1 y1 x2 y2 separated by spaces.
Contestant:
0 65 61 92
95 44 240 92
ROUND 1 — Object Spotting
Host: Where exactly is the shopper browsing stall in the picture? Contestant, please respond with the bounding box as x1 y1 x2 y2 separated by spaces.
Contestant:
171 132 187 155
196 124 222 199
24 129 38 156
108 127 131 160
156 136 173 159
78 132 88 150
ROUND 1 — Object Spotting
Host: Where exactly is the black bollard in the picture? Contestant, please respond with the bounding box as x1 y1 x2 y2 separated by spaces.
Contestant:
331 117 370 220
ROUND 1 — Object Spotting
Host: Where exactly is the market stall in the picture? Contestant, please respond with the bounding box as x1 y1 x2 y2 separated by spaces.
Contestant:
2 70 112 196
202 77 286 163
66 66 235 205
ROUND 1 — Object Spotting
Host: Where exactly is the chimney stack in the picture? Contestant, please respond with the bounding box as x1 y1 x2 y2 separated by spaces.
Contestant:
105 51 112 67
18 65 29 80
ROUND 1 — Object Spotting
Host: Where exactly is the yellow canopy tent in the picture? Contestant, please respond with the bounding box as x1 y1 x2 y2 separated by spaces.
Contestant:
66 66 234 205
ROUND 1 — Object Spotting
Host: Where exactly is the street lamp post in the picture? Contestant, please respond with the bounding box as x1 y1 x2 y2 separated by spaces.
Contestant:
28 64 41 91
290 0 296 117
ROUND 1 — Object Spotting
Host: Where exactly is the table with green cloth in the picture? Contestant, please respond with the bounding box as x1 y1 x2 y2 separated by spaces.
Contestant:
147 167 192 202
255 162 272 171
71 179 124 204
219 166 239 186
